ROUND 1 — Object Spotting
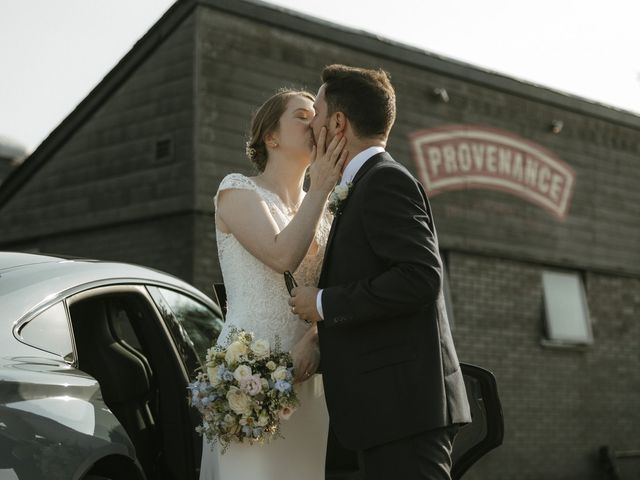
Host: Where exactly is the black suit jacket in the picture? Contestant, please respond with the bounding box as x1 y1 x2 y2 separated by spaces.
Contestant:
317 152 471 451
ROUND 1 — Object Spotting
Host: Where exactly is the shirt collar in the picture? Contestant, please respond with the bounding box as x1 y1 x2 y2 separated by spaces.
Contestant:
339 146 386 186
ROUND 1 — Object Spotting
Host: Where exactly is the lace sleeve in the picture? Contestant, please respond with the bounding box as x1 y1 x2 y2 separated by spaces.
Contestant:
213 173 256 211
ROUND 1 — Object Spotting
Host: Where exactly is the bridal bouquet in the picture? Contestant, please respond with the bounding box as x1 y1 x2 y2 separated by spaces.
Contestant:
188 329 299 452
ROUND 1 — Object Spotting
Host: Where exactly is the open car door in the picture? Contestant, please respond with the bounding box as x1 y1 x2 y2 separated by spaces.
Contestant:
451 363 504 479
324 362 503 480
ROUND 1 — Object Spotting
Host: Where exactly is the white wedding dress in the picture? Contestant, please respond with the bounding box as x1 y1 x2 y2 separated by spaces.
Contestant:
200 173 330 480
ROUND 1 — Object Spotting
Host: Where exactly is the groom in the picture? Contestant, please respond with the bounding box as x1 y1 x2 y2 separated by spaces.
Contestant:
290 64 471 480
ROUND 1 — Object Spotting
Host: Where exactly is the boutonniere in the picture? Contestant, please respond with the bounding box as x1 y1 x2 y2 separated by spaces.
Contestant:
328 182 353 215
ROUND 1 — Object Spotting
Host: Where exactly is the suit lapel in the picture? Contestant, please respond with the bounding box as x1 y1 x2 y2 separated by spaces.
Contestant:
350 151 392 185
318 152 391 286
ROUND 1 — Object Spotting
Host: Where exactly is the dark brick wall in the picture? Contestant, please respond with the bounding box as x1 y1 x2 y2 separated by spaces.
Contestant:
0 11 197 247
450 251 640 480
3 214 194 282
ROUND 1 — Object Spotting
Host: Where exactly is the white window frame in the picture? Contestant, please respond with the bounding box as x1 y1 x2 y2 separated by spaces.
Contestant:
541 270 593 347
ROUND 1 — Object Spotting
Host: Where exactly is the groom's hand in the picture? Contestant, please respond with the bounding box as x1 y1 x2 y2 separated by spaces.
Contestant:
288 286 321 323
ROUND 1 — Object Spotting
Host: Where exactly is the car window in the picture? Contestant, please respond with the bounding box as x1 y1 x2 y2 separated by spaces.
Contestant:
19 302 74 362
147 286 223 373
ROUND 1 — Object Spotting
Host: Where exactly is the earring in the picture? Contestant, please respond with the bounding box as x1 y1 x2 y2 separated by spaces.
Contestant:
270 142 278 148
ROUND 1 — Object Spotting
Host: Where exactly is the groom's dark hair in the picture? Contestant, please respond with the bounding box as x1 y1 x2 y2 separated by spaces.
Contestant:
321 64 396 139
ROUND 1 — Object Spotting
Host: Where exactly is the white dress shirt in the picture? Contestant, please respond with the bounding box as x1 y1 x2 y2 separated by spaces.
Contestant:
316 146 386 319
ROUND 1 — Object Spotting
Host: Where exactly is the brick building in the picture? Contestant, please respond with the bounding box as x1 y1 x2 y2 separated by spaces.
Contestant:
1 0 638 478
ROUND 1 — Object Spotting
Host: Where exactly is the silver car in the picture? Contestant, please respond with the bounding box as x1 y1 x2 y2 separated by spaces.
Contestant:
0 252 223 480
0 252 503 480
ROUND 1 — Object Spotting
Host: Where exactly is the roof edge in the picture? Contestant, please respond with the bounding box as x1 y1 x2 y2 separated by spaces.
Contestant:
0 0 197 209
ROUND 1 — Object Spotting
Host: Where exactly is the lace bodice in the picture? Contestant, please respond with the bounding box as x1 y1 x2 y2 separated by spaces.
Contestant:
213 173 331 351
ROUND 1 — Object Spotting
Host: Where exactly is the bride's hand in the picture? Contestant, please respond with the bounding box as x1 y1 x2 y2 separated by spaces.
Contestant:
291 327 320 383
308 127 348 196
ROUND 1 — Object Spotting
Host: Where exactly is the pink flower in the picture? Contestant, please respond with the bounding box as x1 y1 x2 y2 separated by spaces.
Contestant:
279 405 296 420
240 374 263 396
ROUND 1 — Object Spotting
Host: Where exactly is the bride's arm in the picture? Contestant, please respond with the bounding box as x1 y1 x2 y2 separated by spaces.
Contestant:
291 326 320 383
217 188 327 273
217 131 346 273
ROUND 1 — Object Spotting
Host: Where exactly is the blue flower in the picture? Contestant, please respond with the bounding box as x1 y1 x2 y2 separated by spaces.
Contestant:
222 370 234 382
242 425 252 436
274 380 291 393
188 381 205 395
252 427 263 438
207 393 218 402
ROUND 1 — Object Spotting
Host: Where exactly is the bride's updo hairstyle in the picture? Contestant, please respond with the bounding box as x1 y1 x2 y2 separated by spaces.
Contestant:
246 89 315 172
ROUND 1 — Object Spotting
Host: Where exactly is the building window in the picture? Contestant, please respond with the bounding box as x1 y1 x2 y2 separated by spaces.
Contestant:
541 270 592 346
154 136 174 163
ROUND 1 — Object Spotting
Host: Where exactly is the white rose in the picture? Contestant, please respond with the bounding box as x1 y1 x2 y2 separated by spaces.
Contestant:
250 339 270 359
226 386 252 415
334 185 350 200
207 365 221 386
271 366 288 382
233 364 252 382
225 341 248 365
240 374 263 396
266 361 277 371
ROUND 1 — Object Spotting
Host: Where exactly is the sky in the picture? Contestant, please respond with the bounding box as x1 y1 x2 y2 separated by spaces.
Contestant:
1 0 639 154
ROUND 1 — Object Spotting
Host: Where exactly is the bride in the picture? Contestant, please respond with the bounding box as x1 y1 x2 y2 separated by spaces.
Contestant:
199 89 347 479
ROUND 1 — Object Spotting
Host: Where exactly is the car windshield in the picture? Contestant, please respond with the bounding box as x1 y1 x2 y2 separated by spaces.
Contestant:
147 286 223 374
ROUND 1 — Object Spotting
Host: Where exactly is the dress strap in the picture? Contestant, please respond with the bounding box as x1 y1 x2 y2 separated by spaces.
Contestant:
214 173 257 211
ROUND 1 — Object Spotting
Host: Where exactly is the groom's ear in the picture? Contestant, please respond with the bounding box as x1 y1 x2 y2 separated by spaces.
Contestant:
333 111 347 135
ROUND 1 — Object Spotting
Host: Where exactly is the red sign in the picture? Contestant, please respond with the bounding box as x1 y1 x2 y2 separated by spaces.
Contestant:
410 125 575 220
